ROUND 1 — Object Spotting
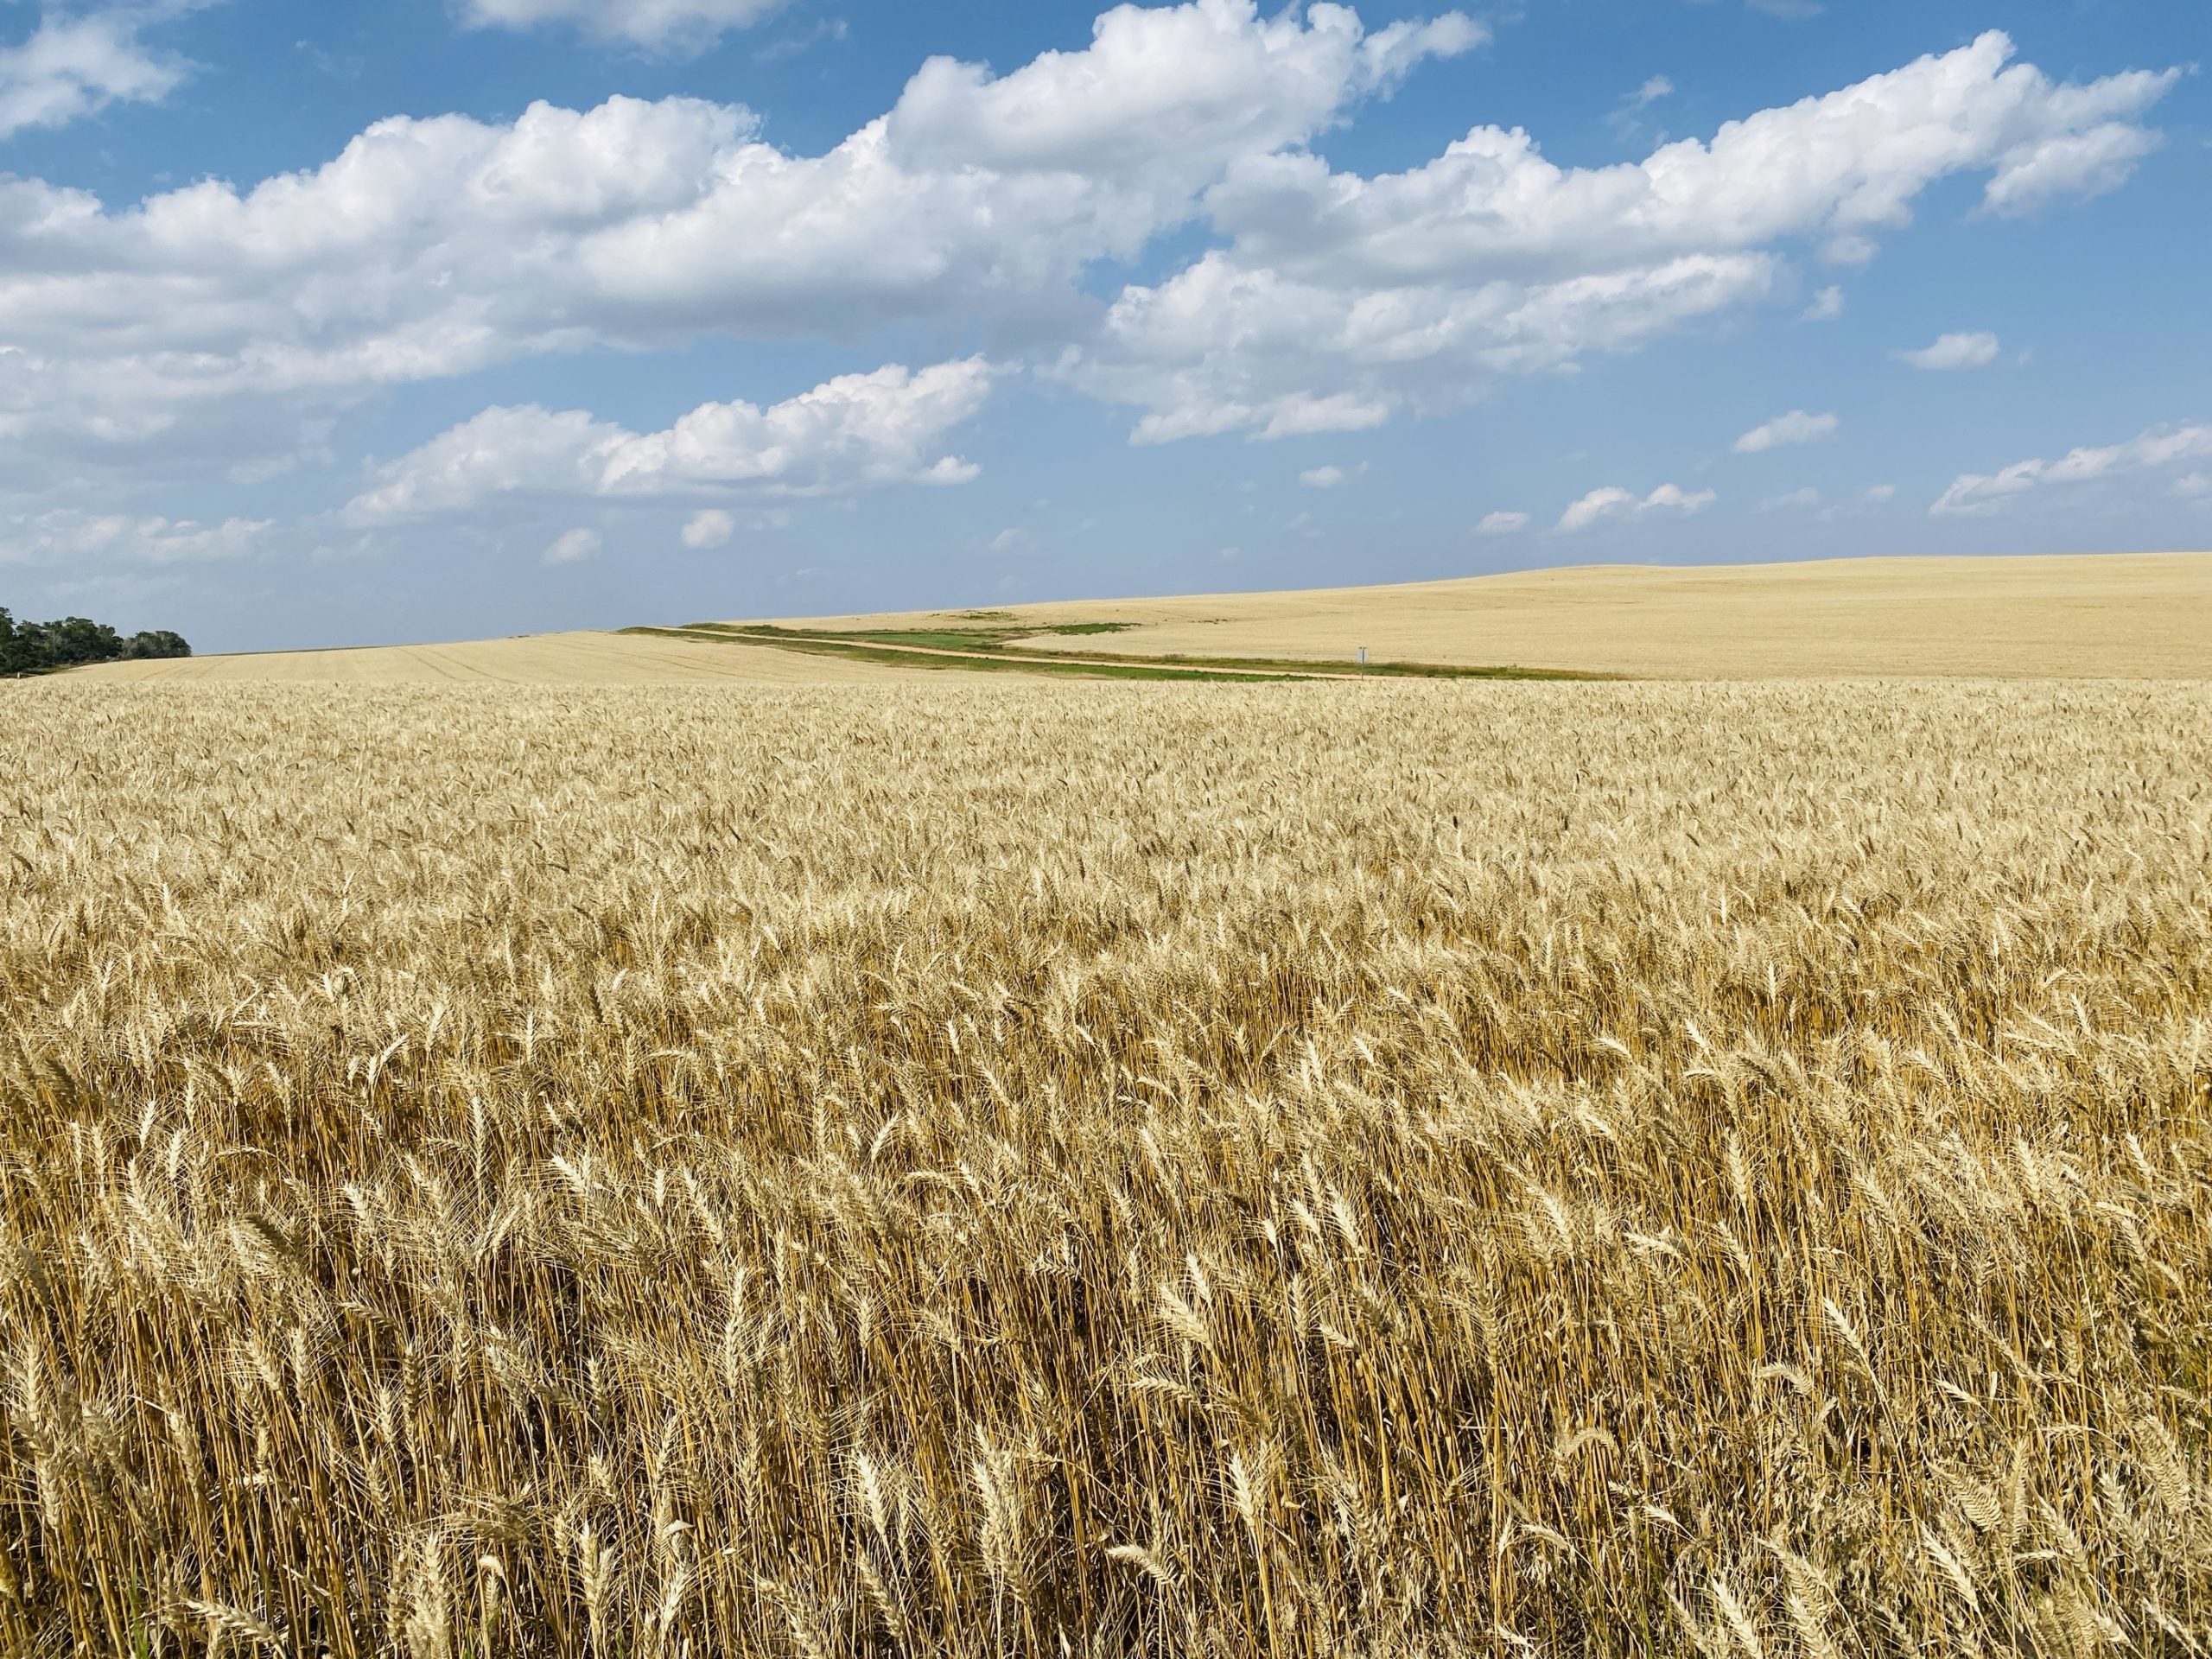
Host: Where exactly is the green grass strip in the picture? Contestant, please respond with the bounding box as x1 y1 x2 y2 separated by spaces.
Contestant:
681 621 1142 652
669 620 1616 681
623 627 1311 682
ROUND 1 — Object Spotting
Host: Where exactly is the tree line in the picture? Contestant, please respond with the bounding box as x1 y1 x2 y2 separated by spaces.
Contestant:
1 607 192 676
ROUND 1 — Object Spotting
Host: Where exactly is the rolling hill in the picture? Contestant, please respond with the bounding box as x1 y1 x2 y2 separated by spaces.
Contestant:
69 628 930 684
795 551 2212 679
60 551 2212 683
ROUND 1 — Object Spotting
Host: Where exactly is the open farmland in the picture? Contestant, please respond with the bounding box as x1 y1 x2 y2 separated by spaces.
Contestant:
790 552 2212 679
3 677 2209 1656
69 629 930 685
74 552 2212 687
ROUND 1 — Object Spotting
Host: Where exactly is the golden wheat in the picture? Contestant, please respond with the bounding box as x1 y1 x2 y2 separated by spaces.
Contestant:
804 551 2212 678
1 677 2208 1656
69 630 928 684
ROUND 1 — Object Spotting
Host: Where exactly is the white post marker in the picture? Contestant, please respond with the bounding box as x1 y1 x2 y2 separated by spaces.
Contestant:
1357 646 1368 666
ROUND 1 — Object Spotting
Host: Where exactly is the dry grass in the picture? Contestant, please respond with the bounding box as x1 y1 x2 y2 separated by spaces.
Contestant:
72 630 926 684
798 552 2212 678
3 677 2209 1656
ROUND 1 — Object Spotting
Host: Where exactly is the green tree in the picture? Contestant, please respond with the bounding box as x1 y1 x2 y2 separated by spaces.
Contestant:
0 607 188 674
124 630 191 660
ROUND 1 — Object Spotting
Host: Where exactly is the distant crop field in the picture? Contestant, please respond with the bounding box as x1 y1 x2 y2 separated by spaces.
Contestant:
3 679 2210 1656
72 628 926 684
798 552 2212 679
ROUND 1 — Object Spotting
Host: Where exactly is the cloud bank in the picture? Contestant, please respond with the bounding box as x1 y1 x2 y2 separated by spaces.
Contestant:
1932 422 2212 517
344 359 997 523
0 3 2185 583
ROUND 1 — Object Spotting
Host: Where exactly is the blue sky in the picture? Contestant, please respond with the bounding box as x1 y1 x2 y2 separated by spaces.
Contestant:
1 0 2205 651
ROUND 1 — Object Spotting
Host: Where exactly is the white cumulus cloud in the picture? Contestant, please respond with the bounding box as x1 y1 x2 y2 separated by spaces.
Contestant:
0 0 1480 486
681 508 735 549
1065 31 2175 442
1077 251 1778 444
1558 486 1637 531
345 359 997 523
1733 410 1837 454
1558 482 1715 531
1896 331 2001 371
543 526 601 565
1643 483 1716 515
1930 421 2212 517
1473 510 1529 535
0 8 188 138
0 4 2186 569
1802 285 1844 321
1982 122 2163 217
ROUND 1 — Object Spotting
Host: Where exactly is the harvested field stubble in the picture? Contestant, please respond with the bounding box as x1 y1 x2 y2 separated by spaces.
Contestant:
2 679 2209 1656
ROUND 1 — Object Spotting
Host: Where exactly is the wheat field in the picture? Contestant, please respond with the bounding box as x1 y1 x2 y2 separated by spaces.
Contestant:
3 676 2209 1656
802 553 2212 679
72 630 925 684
